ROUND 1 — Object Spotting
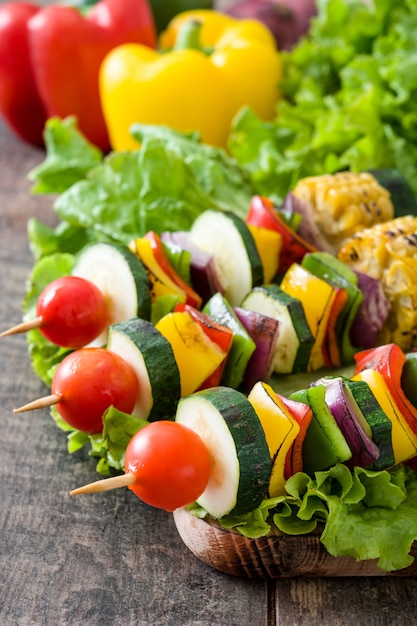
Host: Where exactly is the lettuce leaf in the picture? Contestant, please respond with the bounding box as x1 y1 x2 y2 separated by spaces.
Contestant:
28 119 255 249
198 463 417 572
29 116 103 194
89 406 148 475
229 0 417 203
27 218 94 262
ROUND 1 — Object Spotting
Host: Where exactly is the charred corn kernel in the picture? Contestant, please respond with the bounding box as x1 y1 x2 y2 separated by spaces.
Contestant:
338 216 417 351
292 172 394 251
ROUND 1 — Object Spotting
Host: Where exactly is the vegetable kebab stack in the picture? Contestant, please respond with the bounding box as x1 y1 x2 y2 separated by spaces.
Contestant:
5 169 417 573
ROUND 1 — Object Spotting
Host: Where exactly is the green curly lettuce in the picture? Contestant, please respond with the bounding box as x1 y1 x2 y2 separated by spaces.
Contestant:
229 0 417 203
191 463 417 572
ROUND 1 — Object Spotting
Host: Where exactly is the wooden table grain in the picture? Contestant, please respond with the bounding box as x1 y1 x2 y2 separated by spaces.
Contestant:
1 7 417 626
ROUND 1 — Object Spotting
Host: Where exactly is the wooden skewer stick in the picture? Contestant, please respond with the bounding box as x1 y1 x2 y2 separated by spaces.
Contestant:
70 473 136 496
13 394 61 413
1 318 42 338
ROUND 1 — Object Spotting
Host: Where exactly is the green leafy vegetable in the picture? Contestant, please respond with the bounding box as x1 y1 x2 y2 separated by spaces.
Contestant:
28 119 255 249
229 0 417 203
29 116 103 194
89 406 148 475
194 463 417 572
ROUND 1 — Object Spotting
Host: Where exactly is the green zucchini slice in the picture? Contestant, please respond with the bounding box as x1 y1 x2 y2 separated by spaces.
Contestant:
190 210 263 306
203 292 255 389
242 284 314 374
343 378 395 470
72 242 151 345
175 386 272 518
107 318 180 422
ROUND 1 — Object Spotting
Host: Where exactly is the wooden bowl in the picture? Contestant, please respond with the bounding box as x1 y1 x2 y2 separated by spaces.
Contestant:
173 508 417 579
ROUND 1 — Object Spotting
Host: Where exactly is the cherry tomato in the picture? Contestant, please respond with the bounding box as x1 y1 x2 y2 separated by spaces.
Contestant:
124 421 211 511
52 348 140 434
36 276 108 348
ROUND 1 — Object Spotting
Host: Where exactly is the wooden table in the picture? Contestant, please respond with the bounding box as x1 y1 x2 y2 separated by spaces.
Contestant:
1 10 417 626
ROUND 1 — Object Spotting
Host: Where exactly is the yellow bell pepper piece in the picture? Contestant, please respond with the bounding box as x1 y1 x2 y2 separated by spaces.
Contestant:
100 10 281 150
248 381 300 497
353 368 417 465
156 310 226 396
129 237 187 303
280 263 337 372
247 224 282 283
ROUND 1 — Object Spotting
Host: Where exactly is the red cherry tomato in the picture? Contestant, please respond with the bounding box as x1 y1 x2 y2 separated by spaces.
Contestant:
51 348 139 434
124 421 211 512
36 276 108 348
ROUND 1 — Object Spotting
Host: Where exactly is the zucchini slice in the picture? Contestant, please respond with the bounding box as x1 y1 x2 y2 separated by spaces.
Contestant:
175 386 272 518
72 243 151 346
203 292 255 389
343 378 395 470
242 284 314 374
107 318 180 422
353 368 417 465
190 210 263 306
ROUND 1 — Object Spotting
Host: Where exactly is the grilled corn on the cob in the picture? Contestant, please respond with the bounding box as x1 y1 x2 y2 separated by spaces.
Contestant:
338 216 417 351
292 172 394 251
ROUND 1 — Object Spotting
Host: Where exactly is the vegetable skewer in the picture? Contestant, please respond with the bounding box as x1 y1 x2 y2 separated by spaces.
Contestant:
7 163 417 573
66 344 417 535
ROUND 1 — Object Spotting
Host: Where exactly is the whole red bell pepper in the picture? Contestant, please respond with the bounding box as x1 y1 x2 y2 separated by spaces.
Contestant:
0 0 156 151
0 3 46 146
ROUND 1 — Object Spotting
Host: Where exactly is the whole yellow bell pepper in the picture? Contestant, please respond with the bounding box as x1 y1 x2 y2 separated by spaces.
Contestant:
99 10 282 150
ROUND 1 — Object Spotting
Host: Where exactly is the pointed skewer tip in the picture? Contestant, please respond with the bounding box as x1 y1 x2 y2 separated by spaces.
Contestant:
70 473 136 496
1 318 42 338
13 393 61 413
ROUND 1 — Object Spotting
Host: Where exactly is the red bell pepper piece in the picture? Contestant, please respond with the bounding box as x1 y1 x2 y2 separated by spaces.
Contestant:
0 3 46 146
280 394 313 479
0 0 156 151
246 195 316 275
322 286 349 369
144 231 202 309
354 343 417 436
